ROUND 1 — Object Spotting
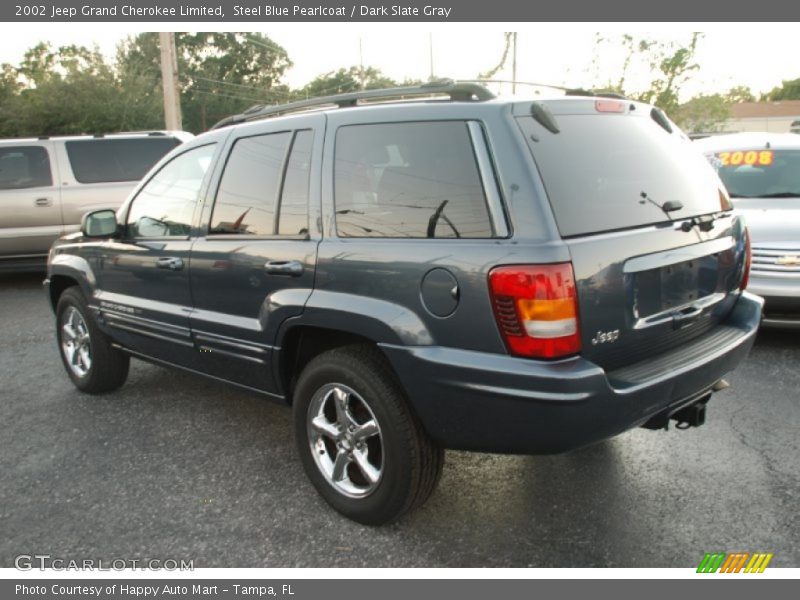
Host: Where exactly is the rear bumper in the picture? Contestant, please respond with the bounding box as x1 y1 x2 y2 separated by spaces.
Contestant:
380 292 763 454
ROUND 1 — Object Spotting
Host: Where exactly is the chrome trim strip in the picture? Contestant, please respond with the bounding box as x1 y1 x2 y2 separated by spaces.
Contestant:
467 120 509 238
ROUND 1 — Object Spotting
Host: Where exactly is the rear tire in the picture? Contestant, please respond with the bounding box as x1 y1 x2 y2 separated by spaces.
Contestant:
56 287 129 394
293 344 444 525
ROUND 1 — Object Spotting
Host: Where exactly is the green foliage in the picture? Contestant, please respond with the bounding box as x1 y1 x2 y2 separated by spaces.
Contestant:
763 78 800 101
0 33 293 136
673 94 730 132
591 33 703 116
0 42 161 136
299 66 398 98
726 85 755 103
117 32 293 131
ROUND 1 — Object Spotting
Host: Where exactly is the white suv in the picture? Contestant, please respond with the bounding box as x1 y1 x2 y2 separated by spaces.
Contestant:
0 131 193 271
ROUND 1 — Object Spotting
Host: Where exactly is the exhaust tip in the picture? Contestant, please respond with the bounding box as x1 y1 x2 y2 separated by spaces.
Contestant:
712 379 730 392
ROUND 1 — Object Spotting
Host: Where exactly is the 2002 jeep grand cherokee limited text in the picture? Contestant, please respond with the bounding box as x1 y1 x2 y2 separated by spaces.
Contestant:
45 82 762 524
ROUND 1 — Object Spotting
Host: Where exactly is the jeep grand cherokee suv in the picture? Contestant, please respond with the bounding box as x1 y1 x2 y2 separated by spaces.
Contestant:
45 82 762 524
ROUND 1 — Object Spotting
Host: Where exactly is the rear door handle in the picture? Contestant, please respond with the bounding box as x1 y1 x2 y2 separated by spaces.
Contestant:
264 260 303 276
34 197 52 207
156 257 184 271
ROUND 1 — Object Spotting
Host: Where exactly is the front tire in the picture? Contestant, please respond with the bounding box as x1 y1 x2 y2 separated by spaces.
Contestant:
56 287 129 394
293 345 443 525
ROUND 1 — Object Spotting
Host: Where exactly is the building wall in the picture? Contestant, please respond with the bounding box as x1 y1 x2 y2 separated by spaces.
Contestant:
721 116 799 133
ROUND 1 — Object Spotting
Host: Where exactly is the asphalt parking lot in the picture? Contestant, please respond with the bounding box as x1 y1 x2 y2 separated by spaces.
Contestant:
1 272 797 568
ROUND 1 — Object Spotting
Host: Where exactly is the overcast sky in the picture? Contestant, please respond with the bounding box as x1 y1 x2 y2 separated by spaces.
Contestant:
1 23 798 100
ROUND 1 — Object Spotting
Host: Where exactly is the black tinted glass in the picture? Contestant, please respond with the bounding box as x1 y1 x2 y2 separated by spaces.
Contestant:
210 132 291 235
278 130 313 236
704 149 800 198
127 144 215 238
518 113 723 237
334 121 493 238
66 138 180 184
0 146 52 189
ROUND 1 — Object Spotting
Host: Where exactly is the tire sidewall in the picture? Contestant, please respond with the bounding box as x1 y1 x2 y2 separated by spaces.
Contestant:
56 289 101 391
293 353 414 524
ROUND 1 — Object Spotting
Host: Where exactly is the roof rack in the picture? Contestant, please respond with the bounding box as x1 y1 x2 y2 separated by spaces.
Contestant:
30 131 174 141
210 79 495 130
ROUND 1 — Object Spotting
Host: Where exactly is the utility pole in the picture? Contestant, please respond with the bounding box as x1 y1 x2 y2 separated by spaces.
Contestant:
429 33 434 81
511 32 517 94
159 32 183 131
359 37 365 90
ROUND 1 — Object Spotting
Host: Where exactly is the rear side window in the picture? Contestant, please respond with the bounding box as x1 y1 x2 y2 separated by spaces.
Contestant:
65 137 181 184
518 111 724 237
334 121 494 238
0 146 52 189
210 130 312 237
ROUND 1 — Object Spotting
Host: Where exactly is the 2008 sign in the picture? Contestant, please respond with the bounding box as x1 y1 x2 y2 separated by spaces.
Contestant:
716 150 774 167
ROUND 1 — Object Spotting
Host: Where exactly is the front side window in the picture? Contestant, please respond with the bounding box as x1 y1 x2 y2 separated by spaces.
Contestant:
127 144 215 238
334 121 494 238
0 146 52 190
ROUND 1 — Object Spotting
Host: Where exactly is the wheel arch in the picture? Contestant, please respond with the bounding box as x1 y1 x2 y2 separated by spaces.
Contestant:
276 325 391 404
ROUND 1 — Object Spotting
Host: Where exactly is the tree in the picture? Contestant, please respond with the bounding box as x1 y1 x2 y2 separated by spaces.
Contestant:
0 42 154 136
673 94 730 132
726 85 755 103
763 78 800 101
117 32 293 131
590 33 704 116
300 66 398 98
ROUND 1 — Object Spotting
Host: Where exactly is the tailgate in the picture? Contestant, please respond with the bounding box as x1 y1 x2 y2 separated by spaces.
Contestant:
515 98 748 370
567 217 748 371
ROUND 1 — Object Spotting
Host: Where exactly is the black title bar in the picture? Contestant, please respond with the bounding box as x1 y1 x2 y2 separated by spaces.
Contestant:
3 0 800 22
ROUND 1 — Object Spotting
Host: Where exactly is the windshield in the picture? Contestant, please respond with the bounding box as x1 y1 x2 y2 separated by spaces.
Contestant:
704 149 800 198
518 112 725 237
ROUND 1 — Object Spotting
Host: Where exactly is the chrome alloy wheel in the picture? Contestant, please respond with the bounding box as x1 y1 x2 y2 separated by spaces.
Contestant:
61 306 92 378
307 383 384 498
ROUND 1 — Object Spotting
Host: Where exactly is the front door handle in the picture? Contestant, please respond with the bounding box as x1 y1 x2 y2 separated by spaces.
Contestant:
34 197 52 207
263 260 303 276
156 257 184 271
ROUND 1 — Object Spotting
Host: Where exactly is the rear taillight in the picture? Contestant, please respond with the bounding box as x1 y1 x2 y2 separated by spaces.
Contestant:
719 188 733 211
488 263 581 359
740 228 752 291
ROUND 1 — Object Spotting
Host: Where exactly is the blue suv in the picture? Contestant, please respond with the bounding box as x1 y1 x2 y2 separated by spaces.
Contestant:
45 82 762 524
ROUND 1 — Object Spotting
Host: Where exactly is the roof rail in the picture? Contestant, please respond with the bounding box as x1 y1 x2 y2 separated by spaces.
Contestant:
210 79 495 130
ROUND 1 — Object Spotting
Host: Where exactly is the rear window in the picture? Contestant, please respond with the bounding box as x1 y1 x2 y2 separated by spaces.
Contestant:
66 137 181 184
703 149 800 198
517 111 723 237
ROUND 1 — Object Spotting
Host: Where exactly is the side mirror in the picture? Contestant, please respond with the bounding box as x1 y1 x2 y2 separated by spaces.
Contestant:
81 209 118 238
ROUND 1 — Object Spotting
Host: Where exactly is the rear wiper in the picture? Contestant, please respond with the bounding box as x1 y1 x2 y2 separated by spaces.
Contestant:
639 191 683 219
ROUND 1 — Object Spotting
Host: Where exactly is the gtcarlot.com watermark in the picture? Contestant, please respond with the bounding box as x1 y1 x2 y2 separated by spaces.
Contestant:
15 554 194 571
